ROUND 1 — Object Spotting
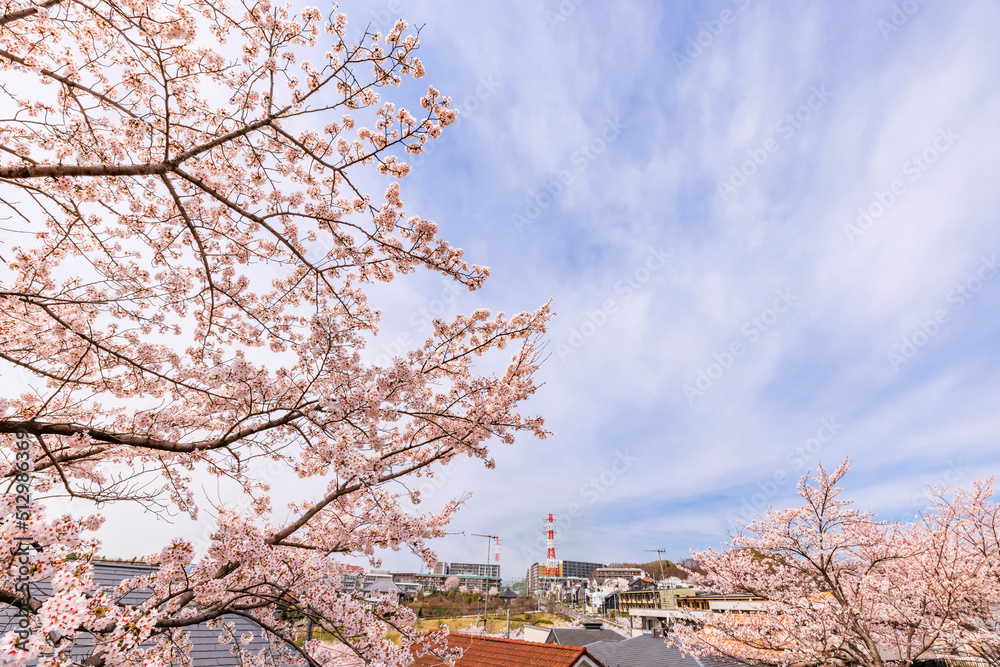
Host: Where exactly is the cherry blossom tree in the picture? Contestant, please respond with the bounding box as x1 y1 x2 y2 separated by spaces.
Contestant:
672 462 980 667
443 577 459 592
934 479 1000 667
0 0 551 665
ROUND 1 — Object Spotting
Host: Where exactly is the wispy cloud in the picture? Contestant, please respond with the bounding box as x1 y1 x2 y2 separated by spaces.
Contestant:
95 0 1000 578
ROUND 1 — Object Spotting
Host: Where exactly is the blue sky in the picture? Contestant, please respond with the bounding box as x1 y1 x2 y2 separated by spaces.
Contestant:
82 0 1000 581
333 0 1000 580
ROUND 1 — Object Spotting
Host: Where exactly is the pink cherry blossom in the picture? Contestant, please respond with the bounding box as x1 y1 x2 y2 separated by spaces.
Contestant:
673 461 991 667
0 2 551 665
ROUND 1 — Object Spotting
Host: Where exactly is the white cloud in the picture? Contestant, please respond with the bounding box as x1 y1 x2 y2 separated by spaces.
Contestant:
85 0 1000 580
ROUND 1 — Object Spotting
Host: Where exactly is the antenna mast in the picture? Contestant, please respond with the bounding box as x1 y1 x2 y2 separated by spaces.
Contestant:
544 514 557 578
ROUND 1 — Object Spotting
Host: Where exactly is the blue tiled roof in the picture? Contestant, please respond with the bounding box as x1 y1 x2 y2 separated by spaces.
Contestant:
0 561 275 666
546 628 627 646
586 634 748 667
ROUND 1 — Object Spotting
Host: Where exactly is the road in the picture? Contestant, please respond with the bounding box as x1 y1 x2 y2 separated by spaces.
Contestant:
541 597 637 636
543 598 607 625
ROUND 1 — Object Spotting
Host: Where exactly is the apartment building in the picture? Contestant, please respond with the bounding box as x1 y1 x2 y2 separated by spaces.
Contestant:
432 561 501 579
616 580 696 612
588 566 646 584
526 560 604 592
391 571 501 593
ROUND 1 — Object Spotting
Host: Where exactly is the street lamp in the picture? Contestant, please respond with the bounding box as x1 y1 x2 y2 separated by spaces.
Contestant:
499 588 518 638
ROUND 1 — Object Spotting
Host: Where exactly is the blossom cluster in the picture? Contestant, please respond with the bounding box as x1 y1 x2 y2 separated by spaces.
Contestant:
0 1 550 665
672 462 1000 667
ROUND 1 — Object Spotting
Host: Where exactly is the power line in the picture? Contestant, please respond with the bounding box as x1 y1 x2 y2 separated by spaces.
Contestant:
645 548 667 580
470 533 499 626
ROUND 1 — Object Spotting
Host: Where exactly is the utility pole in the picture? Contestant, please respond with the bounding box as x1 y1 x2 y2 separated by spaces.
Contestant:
645 549 667 581
472 533 498 628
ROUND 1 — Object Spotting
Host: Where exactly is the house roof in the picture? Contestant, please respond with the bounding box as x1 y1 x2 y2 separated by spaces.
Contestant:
547 627 627 646
362 577 403 595
89 562 274 667
410 633 605 667
586 634 746 667
0 561 273 667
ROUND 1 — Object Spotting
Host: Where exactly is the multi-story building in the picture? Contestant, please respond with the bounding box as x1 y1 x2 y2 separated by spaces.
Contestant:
341 567 504 596
360 570 405 602
562 560 604 578
392 571 501 593
616 580 696 612
526 560 604 593
673 593 763 613
432 561 501 579
338 564 365 591
628 593 766 634
587 576 631 614
589 566 647 584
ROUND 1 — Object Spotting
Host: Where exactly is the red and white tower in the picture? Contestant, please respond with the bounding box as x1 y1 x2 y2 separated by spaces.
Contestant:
544 514 557 578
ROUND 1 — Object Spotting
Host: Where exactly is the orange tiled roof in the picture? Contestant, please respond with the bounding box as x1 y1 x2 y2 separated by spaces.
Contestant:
410 633 604 667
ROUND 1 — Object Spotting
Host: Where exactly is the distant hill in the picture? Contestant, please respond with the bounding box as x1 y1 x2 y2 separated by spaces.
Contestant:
607 558 702 581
